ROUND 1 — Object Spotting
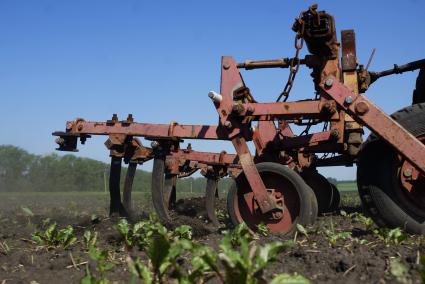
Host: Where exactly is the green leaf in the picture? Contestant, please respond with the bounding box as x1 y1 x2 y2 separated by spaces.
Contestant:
173 225 193 240
255 241 293 271
389 258 409 283
256 223 269 236
83 230 98 249
115 219 130 240
31 234 44 245
21 206 34 217
270 273 310 284
45 223 58 242
296 224 308 237
133 258 153 284
147 234 171 272
191 244 221 281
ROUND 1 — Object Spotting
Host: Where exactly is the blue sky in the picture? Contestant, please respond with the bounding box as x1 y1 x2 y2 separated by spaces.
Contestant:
1 0 424 180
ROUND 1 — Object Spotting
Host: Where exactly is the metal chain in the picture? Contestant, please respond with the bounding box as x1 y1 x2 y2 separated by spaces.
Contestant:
276 16 305 102
277 5 321 102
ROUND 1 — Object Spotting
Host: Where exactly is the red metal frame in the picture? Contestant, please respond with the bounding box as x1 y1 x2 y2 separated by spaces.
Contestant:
53 6 425 221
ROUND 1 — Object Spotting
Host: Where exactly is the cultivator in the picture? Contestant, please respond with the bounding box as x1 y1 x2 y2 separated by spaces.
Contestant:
53 5 425 234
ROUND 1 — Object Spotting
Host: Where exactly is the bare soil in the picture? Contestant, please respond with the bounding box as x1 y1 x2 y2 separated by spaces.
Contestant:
0 192 424 283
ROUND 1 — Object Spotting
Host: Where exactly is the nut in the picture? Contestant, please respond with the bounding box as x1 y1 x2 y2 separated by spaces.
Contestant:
403 169 413 178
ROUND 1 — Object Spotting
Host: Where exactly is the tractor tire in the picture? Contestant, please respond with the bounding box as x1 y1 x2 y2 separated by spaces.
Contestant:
357 103 425 234
413 69 425 104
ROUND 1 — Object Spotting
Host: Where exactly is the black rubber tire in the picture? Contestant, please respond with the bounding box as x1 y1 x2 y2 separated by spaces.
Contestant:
328 183 340 213
357 103 425 234
227 162 317 235
151 157 171 222
413 69 425 104
300 170 334 214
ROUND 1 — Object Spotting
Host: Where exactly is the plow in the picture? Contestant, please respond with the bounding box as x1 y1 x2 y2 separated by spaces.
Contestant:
53 5 425 235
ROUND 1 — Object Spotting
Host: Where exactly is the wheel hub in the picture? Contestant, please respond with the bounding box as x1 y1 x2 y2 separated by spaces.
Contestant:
253 188 284 220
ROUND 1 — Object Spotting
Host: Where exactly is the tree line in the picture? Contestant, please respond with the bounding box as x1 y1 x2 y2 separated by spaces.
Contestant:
0 145 232 193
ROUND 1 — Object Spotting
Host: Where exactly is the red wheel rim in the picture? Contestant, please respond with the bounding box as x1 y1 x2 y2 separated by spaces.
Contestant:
234 171 300 233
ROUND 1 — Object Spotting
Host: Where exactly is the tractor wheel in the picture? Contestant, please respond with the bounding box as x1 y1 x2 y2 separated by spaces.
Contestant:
227 162 317 235
357 103 425 234
413 69 425 104
300 170 335 214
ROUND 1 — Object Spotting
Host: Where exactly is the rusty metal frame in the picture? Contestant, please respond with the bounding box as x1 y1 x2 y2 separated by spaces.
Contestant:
52 5 425 221
321 77 425 173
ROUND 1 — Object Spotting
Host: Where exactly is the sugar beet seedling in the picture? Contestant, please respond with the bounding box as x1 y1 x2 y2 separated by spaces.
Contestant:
54 5 425 234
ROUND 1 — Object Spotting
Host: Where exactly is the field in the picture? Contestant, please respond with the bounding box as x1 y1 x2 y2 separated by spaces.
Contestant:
0 187 424 284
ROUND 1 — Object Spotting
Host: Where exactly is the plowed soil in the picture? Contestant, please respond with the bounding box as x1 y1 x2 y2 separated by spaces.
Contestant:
0 191 424 283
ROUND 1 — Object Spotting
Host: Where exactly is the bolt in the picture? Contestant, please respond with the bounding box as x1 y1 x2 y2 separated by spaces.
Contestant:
224 121 232 129
403 168 413 178
77 124 83 131
223 62 230 70
151 141 160 149
208 91 222 103
355 101 369 115
330 129 340 140
55 137 65 146
344 96 353 105
273 211 283 219
324 78 334 88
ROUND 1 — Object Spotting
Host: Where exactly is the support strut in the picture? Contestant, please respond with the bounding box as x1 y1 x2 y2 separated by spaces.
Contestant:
123 162 137 215
109 156 128 217
205 177 220 227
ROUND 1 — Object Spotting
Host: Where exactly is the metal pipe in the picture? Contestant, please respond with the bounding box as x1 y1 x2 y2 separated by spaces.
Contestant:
237 58 306 70
370 58 425 82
